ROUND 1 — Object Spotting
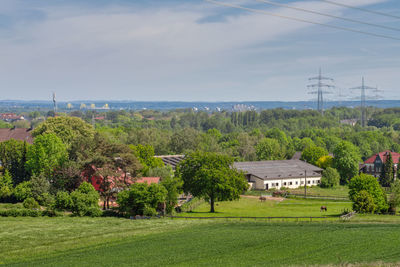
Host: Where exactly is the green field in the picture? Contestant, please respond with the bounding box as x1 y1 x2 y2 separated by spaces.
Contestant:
178 196 352 219
2 217 400 266
245 186 350 198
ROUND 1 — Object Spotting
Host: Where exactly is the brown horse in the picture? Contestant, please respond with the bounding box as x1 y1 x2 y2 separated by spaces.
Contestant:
259 196 267 202
320 206 327 212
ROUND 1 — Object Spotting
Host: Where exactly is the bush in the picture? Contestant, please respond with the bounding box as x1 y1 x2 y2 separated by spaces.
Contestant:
70 182 100 216
23 197 40 209
143 205 157 217
14 181 32 201
0 208 41 217
54 191 73 211
353 190 377 213
320 167 340 188
349 173 388 213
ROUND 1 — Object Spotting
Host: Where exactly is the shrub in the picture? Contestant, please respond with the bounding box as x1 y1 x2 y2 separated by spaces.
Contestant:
14 181 32 201
349 173 388 213
143 205 157 217
320 167 340 188
54 191 73 211
0 208 41 217
352 190 377 213
70 182 100 216
23 197 40 209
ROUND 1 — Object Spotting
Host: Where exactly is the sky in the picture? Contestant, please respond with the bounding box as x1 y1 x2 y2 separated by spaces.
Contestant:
0 0 399 101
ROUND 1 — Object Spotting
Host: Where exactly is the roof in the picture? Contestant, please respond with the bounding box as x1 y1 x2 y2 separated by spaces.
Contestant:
291 152 302 160
233 160 323 180
155 155 185 169
364 150 400 164
135 177 160 185
0 128 33 144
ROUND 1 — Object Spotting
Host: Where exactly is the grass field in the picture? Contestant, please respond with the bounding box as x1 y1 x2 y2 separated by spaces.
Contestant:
2 217 400 266
177 196 352 219
245 186 350 198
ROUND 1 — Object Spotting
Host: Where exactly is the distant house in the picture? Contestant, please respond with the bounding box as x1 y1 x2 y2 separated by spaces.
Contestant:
340 119 358 127
0 128 33 144
135 177 160 185
233 160 323 190
155 155 185 170
0 113 24 122
360 150 400 178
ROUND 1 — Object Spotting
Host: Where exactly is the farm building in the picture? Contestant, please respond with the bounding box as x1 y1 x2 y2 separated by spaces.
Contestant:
155 155 185 170
233 160 323 190
360 150 400 178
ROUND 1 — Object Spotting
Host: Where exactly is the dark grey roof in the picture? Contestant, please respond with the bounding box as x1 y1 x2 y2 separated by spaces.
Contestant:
155 155 185 169
233 160 323 180
291 152 302 160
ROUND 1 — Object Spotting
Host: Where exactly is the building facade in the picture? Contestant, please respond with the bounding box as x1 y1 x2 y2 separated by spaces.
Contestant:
233 160 323 190
360 150 399 178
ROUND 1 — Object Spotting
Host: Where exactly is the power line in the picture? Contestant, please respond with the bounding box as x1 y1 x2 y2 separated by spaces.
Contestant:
204 0 400 41
256 0 400 32
307 68 335 115
320 0 400 20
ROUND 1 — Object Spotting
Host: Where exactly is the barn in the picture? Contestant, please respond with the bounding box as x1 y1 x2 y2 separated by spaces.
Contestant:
233 160 323 190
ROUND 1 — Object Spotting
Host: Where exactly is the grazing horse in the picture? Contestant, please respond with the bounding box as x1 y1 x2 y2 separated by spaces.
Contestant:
259 196 267 202
320 206 327 212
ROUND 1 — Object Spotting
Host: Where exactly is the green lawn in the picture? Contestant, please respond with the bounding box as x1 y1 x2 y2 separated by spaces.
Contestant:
245 186 350 198
2 217 400 266
177 196 352 219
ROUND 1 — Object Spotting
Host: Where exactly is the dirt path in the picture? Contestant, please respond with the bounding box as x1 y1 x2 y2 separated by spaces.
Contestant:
241 195 285 202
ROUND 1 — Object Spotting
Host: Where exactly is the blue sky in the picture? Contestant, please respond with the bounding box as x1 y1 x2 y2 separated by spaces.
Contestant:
0 0 398 101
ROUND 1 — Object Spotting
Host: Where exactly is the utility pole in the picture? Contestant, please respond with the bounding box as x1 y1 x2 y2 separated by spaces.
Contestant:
52 92 57 117
304 170 307 198
350 77 380 127
308 68 335 115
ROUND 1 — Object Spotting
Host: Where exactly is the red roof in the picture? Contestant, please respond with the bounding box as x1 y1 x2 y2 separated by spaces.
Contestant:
0 128 33 144
364 150 400 164
135 177 160 185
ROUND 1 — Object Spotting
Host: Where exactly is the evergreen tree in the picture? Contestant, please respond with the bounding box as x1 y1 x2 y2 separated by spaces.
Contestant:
380 153 394 187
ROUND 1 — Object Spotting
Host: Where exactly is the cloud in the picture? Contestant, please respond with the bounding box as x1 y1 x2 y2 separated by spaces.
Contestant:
0 0 396 101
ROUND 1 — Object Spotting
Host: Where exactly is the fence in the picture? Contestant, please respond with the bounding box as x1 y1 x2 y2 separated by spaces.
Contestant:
287 193 349 201
168 215 347 222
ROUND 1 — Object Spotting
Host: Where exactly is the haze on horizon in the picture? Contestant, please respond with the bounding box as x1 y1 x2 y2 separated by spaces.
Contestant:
0 0 399 102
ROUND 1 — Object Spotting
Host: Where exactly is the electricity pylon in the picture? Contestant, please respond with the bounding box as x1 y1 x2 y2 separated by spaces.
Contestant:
307 68 335 115
350 77 379 127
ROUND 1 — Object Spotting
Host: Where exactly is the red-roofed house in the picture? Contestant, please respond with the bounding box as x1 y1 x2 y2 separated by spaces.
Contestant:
360 150 400 177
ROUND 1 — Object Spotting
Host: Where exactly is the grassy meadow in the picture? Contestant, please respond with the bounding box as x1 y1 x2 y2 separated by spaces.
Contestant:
2 217 400 266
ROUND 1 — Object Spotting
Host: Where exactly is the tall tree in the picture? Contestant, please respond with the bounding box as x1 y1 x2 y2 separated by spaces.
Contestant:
177 152 248 213
333 141 361 184
380 152 394 187
300 145 328 166
256 138 285 160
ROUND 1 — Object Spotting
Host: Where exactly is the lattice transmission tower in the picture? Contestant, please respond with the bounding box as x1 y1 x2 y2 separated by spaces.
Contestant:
307 68 335 115
350 77 383 127
52 92 57 116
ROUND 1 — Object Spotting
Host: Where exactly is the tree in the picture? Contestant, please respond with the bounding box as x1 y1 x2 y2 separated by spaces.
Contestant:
380 152 394 187
320 167 340 188
333 141 361 184
349 173 388 213
117 183 167 216
131 144 163 176
30 173 50 205
25 134 68 177
161 175 183 214
256 138 285 160
352 190 377 213
316 155 333 169
70 182 101 217
301 146 328 166
0 171 13 201
33 117 95 147
389 180 400 213
0 140 29 184
177 152 248 213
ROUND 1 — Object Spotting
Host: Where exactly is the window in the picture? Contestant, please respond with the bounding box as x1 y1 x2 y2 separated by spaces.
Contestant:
283 182 287 186
308 181 311 184
276 183 279 186
296 181 298 185
289 182 292 185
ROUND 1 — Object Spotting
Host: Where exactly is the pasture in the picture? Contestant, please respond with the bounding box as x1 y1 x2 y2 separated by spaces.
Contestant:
2 217 400 266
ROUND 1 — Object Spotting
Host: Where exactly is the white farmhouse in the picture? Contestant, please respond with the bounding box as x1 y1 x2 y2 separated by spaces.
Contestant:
233 160 323 190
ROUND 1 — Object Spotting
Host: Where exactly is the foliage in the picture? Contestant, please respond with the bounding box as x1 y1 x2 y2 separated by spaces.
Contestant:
117 183 167 216
30 173 50 205
32 116 95 147
389 180 400 212
148 166 174 181
320 167 340 188
70 182 100 217
333 141 361 184
349 173 388 213
23 197 40 210
13 181 32 201
316 155 333 169
52 161 83 193
177 152 248 212
54 191 73 211
161 176 183 214
255 138 284 160
131 144 163 175
301 145 328 165
0 140 29 184
25 133 68 177
0 170 13 201
352 190 377 213
380 152 394 187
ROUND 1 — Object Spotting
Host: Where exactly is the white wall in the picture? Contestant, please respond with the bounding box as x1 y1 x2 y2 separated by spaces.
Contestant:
249 176 321 190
